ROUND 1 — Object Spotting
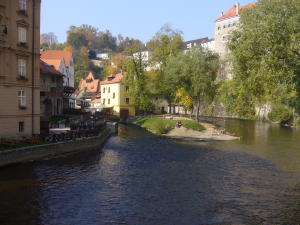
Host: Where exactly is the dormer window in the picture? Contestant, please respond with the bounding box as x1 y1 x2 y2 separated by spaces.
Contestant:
19 0 27 11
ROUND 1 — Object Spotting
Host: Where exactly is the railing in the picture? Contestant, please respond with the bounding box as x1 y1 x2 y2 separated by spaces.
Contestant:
39 122 106 143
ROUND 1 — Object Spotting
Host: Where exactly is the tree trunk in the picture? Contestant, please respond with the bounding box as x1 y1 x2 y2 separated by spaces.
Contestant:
190 107 193 119
196 99 200 122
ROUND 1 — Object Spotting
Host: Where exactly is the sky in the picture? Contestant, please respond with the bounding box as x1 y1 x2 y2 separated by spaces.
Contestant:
41 0 254 43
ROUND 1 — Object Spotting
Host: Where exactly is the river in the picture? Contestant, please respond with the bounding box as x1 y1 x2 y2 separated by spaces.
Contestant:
0 119 300 225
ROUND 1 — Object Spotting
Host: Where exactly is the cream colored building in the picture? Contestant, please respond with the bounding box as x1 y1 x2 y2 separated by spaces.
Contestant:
214 2 255 79
0 0 41 137
100 73 135 117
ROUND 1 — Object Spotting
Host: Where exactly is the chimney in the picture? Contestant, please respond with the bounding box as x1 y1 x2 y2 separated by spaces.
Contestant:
236 3 240 15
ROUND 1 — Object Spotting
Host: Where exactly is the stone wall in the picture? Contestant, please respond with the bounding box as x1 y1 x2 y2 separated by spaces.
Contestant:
0 128 111 168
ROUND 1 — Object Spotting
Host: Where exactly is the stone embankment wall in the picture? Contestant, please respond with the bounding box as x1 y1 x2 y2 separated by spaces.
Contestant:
0 128 111 168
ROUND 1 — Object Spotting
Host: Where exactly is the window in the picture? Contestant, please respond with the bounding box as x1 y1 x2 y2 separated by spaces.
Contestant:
113 93 115 99
108 99 110 104
18 27 27 43
18 90 26 107
18 59 27 77
217 26 221 30
51 76 55 83
103 98 105 104
223 25 226 29
103 87 105 93
108 87 110 93
125 86 129 92
125 98 129 104
19 0 27 11
19 121 24 133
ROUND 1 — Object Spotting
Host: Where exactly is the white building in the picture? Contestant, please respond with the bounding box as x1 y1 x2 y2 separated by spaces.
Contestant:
41 50 76 109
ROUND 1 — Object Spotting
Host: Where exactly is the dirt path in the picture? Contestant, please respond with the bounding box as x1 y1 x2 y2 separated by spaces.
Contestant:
164 122 239 142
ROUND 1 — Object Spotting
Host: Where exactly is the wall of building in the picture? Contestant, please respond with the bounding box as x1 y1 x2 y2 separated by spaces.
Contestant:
0 0 41 137
214 16 240 59
101 82 135 116
0 128 111 168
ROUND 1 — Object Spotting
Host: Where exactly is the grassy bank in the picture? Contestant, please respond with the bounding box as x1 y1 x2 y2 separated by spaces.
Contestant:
136 117 205 134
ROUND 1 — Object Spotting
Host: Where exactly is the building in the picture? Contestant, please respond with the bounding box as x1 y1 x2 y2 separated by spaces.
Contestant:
214 2 255 79
214 2 256 59
100 73 135 117
40 50 76 109
76 72 101 111
0 0 41 137
184 37 215 53
40 60 64 118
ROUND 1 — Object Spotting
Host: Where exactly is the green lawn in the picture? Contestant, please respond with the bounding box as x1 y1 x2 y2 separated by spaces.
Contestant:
136 117 205 134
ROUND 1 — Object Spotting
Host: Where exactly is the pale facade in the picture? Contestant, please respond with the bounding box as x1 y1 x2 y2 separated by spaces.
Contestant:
101 74 135 117
214 3 255 79
0 0 41 137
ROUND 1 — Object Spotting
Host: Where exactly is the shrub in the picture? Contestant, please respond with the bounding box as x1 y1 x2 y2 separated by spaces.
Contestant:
268 104 293 124
182 120 205 131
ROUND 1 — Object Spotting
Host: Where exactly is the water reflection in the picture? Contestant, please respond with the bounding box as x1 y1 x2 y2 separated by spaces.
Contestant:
0 122 300 224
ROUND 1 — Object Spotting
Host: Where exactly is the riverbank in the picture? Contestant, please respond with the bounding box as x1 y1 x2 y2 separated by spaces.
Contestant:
0 128 111 168
135 116 239 142
164 122 240 142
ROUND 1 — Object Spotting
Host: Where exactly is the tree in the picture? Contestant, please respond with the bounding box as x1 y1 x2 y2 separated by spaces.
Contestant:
146 24 185 101
165 47 220 121
226 0 300 119
117 34 145 53
40 32 58 49
124 46 153 114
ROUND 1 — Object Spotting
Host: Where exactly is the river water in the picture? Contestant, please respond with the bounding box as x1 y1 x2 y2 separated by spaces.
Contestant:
1 119 300 225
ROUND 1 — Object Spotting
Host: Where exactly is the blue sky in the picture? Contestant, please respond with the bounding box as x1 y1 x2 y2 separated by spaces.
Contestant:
41 0 254 43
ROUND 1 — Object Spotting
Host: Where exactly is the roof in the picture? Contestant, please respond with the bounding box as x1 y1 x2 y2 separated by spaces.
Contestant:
41 59 62 71
41 50 73 67
215 2 256 22
184 37 211 50
78 72 101 93
40 60 64 76
100 73 124 85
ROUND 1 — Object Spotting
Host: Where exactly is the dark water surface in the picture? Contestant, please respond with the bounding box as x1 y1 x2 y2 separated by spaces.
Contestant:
1 119 300 225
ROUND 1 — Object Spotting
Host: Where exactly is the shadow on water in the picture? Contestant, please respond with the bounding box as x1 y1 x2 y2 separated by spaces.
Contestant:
0 121 300 224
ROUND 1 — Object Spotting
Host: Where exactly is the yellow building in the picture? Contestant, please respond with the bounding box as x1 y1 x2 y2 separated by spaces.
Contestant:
0 0 41 137
100 73 135 117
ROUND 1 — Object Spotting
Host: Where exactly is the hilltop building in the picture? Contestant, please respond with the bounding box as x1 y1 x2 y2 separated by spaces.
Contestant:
214 2 256 79
184 37 215 52
0 0 41 137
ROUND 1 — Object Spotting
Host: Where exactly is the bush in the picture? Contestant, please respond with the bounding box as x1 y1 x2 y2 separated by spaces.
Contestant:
182 120 205 131
136 117 206 134
136 117 175 134
268 104 293 124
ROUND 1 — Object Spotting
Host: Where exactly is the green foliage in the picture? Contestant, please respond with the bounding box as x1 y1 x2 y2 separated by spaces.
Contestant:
124 47 154 114
268 104 293 124
136 117 175 134
227 0 300 119
136 117 205 134
165 47 220 120
181 120 205 131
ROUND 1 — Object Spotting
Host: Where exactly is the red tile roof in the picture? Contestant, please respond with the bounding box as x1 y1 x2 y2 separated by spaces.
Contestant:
100 73 124 85
41 59 62 71
78 72 101 93
215 2 256 22
41 50 73 67
40 60 64 76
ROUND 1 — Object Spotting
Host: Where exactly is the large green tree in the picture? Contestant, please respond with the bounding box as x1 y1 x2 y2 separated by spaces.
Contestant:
124 44 154 113
165 47 220 121
225 0 300 119
146 24 185 99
